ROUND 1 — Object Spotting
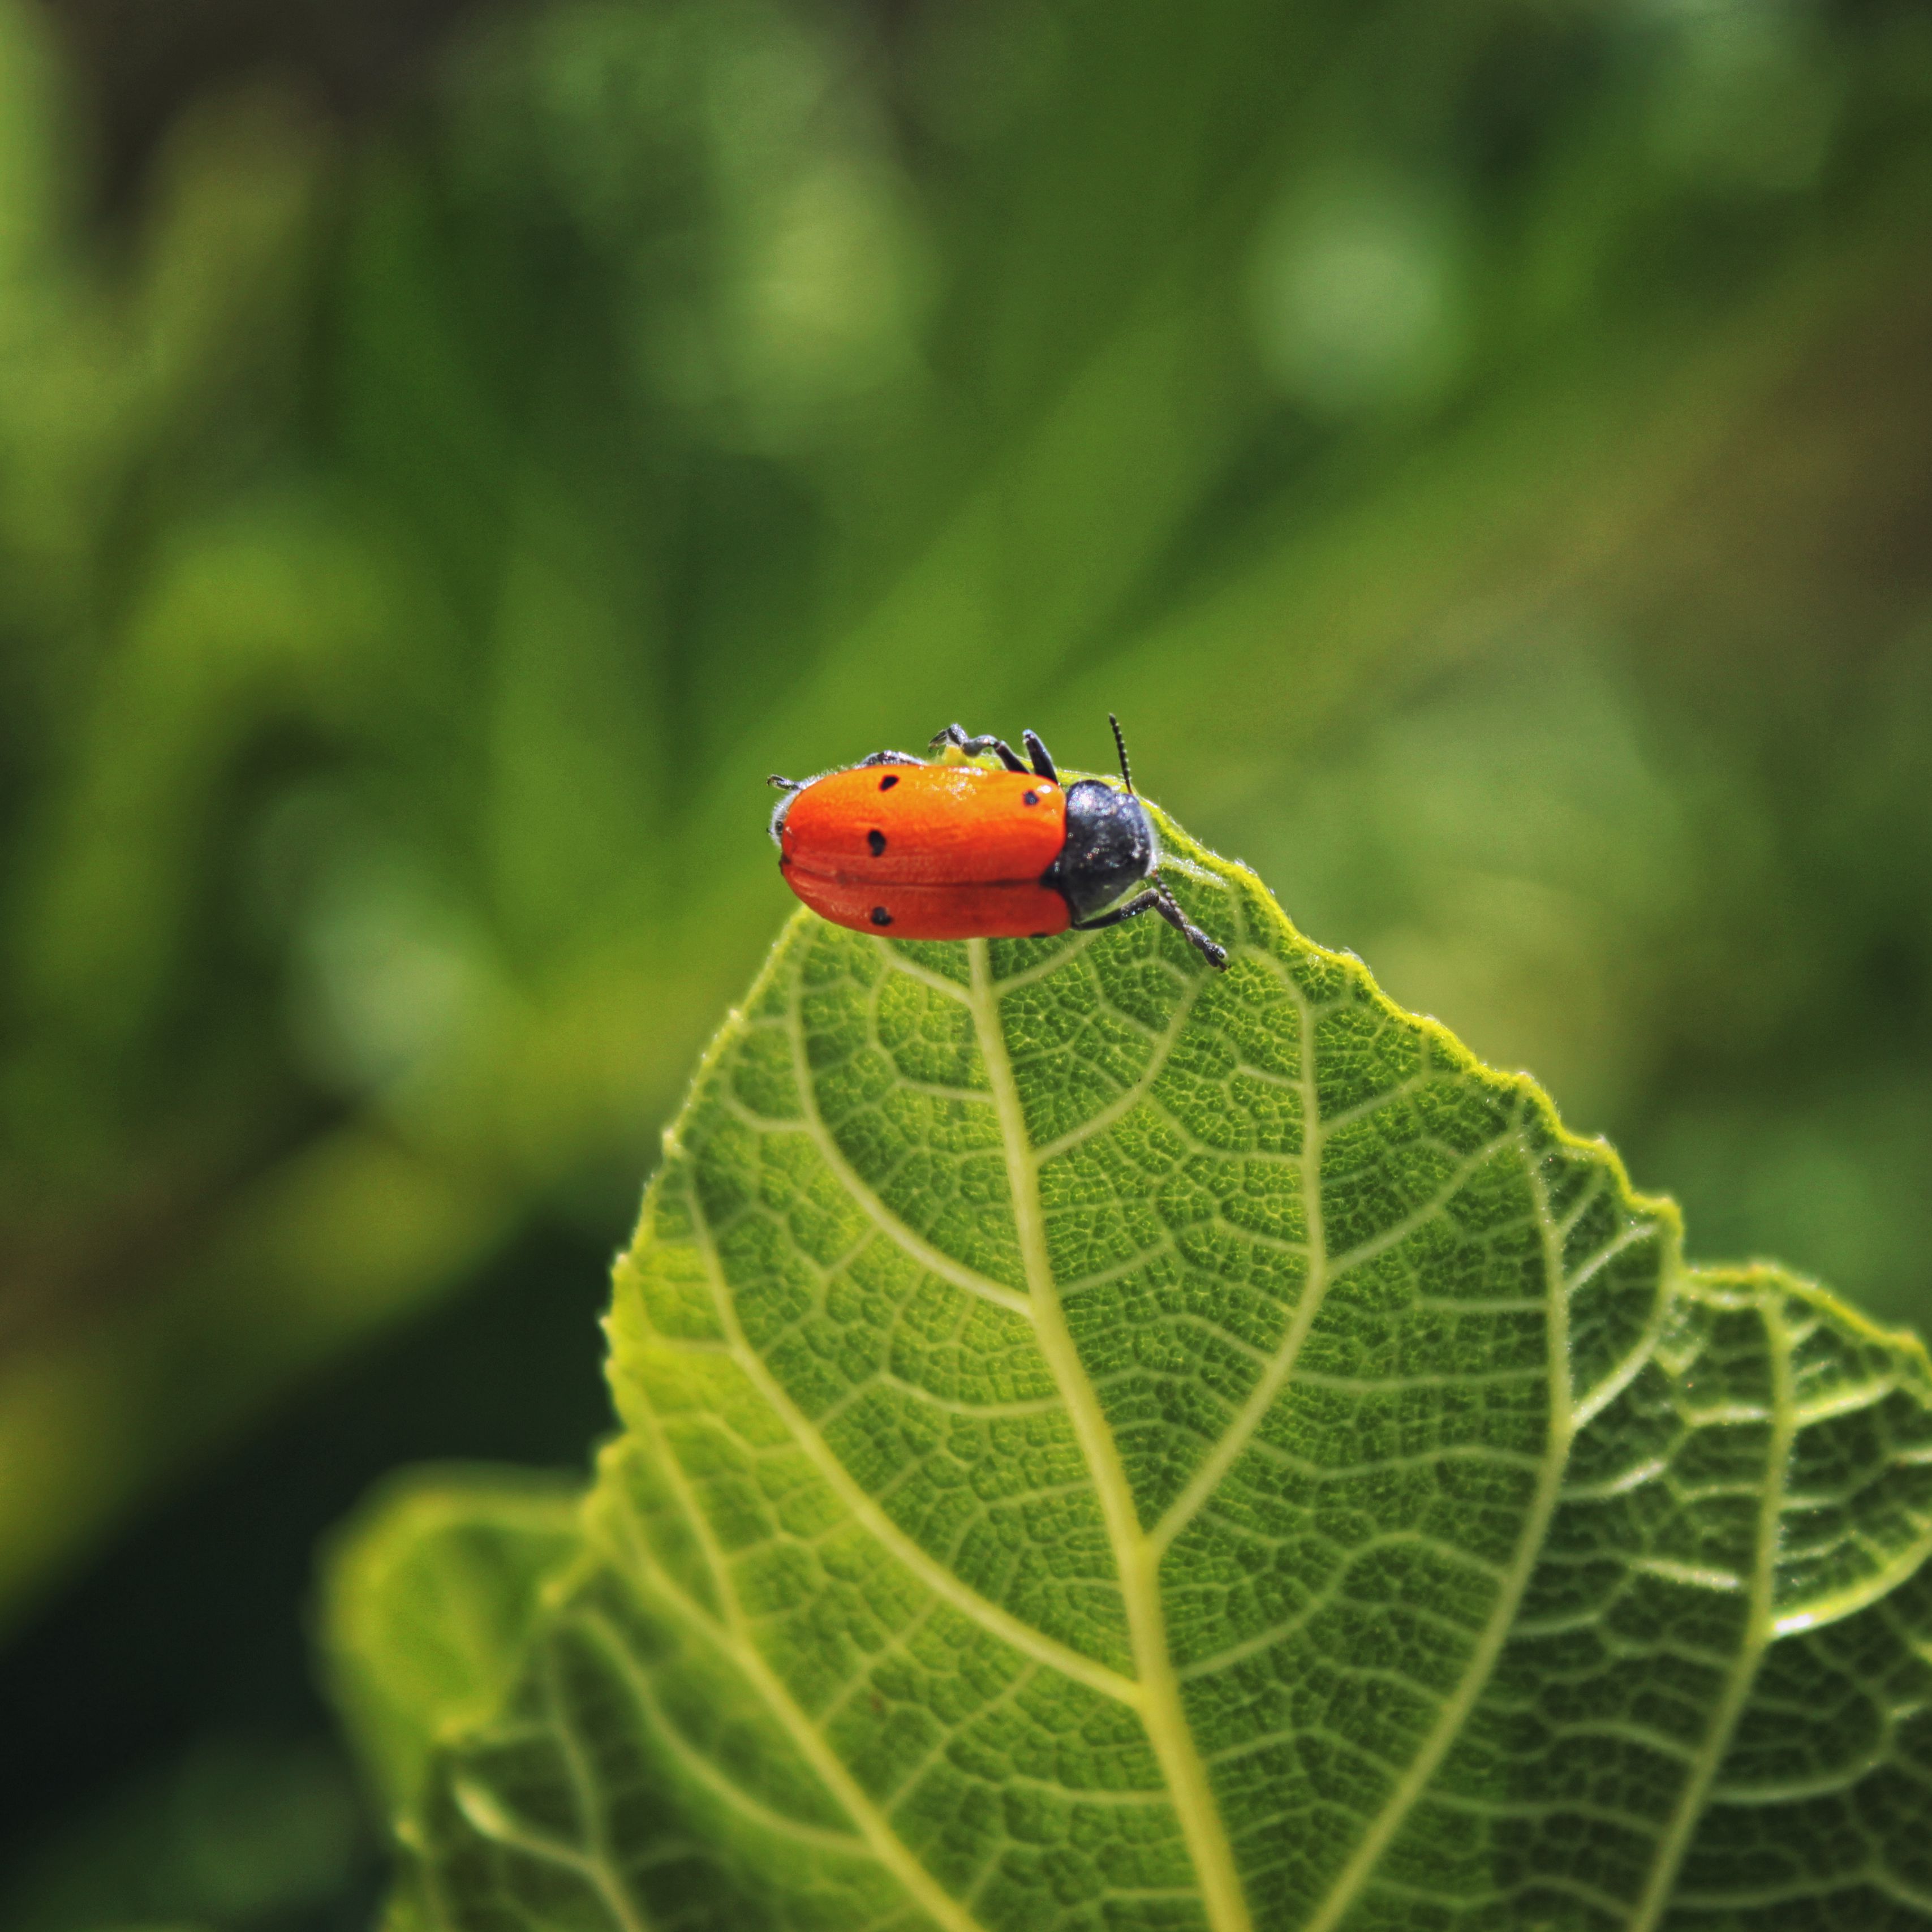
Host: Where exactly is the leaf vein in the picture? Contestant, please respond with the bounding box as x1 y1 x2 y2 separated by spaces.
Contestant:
1628 1285 1792 1931
575 1607 870 1854
616 1302 1000 1932
1032 979 1211 1161
678 1182 1143 1705
772 1024 1035 1318
1297 1125 1579 1932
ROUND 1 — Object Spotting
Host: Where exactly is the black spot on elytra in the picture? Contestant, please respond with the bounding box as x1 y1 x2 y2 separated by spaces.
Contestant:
867 829 886 856
1023 790 1039 806
879 774 899 790
870 906 893 926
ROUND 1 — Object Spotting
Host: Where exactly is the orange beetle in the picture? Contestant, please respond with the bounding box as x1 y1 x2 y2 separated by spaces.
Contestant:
767 717 1227 967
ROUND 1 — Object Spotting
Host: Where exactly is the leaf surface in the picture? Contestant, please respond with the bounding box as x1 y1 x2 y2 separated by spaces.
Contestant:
322 1468 584 1815
329 811 1932 1931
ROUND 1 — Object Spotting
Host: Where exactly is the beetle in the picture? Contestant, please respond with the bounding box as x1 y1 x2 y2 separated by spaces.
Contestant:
766 715 1228 969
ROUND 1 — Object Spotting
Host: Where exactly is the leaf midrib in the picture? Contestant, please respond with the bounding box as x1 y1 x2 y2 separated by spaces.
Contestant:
965 939 1255 1932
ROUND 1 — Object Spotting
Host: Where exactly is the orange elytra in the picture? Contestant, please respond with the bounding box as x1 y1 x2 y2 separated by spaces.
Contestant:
766 717 1228 968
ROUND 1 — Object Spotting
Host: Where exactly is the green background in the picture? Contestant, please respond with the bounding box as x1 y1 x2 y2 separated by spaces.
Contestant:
1 0 1929 1925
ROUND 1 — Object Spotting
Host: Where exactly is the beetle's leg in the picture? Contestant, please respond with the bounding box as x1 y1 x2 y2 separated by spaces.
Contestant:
1023 730 1059 784
929 722 1029 773
1069 886 1228 970
1156 890 1230 969
768 774 802 790
856 748 925 767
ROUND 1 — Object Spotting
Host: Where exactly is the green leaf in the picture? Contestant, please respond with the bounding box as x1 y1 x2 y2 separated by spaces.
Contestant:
320 1466 585 1816
328 808 1932 1931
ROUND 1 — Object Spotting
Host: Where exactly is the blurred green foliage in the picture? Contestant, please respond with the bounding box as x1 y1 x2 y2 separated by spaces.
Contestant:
1 0 1930 1924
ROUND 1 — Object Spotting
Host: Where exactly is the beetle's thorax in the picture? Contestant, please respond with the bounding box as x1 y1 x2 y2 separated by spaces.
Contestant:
1044 780 1155 919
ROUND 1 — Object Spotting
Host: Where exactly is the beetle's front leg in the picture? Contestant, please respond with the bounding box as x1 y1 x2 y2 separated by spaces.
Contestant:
1021 730 1058 784
929 722 1030 773
1070 886 1229 969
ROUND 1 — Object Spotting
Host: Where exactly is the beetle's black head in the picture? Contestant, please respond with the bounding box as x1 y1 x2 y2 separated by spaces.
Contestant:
1044 779 1156 920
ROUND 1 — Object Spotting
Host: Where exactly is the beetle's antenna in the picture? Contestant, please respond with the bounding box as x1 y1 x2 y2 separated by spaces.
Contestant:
1101 714 1220 962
